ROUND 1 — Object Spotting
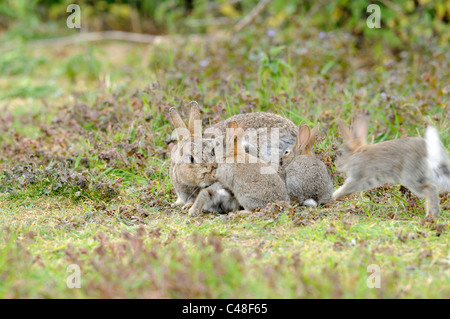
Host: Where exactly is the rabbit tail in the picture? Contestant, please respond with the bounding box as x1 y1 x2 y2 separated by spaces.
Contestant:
426 126 450 191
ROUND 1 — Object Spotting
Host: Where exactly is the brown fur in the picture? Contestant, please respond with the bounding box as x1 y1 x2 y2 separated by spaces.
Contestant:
169 103 217 209
168 103 298 214
215 121 288 211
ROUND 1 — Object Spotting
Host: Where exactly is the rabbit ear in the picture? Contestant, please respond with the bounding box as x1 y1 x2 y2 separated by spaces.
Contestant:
352 114 368 145
234 121 246 155
228 121 245 141
227 120 239 130
236 120 246 139
188 101 201 137
303 124 319 155
295 124 310 152
169 107 186 130
169 107 188 142
226 121 245 156
227 121 239 143
338 119 352 143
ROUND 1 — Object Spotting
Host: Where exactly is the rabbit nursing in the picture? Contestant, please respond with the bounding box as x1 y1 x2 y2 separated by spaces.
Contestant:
333 114 450 217
189 120 290 216
169 102 297 216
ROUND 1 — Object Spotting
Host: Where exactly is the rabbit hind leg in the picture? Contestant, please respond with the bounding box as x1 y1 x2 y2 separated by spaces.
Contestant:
332 178 365 200
423 184 440 218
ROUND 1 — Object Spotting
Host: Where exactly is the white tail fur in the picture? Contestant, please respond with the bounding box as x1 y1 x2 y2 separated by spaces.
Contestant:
303 199 318 207
426 126 450 191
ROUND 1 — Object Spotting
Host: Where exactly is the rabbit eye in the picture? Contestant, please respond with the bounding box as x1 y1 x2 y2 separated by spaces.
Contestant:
189 155 195 163
337 151 343 157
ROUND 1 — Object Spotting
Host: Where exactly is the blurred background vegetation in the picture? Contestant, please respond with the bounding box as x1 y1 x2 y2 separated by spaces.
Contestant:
0 0 448 46
0 0 448 111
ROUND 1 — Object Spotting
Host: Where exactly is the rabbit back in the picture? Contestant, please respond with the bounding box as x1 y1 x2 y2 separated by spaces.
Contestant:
285 155 334 205
206 112 297 163
209 112 297 135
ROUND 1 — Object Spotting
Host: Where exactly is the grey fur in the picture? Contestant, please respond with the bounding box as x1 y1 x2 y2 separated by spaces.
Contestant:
284 156 334 205
279 123 334 206
205 112 297 163
333 115 449 217
188 182 241 216
215 121 288 211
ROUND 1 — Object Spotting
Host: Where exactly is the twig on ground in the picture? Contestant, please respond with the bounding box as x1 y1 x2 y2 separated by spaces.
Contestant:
233 0 272 33
0 0 272 52
0 31 228 52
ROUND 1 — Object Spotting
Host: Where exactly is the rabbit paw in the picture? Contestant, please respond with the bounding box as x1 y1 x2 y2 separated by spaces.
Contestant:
332 189 343 201
188 206 201 217
182 202 193 210
171 197 184 207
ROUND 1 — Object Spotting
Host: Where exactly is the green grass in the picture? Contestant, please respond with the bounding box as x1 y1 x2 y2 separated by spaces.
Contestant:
0 22 449 298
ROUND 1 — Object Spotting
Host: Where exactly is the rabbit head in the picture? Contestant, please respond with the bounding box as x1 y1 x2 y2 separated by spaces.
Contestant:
335 114 368 172
169 102 217 190
280 123 318 170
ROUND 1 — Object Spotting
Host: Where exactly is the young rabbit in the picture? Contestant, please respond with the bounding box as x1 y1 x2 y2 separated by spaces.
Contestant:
333 114 450 217
279 124 334 206
214 121 289 212
188 181 242 216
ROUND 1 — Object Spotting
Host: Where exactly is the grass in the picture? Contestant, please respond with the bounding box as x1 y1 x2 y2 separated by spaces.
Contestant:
0 23 449 298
